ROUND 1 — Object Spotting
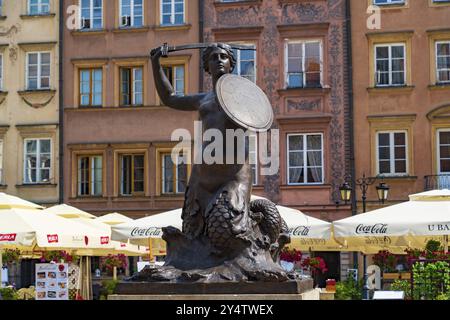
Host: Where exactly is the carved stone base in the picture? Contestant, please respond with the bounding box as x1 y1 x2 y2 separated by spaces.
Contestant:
115 279 313 295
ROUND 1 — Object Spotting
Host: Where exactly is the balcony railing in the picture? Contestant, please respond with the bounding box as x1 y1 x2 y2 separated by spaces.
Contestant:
424 175 450 191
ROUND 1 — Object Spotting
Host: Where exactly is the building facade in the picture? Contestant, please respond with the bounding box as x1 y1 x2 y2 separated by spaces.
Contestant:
62 0 200 218
202 1 352 221
352 0 450 210
0 0 60 206
202 0 354 281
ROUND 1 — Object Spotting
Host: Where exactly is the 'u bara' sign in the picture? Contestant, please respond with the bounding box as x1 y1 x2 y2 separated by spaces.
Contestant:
130 227 163 238
355 224 388 235
428 224 450 232
289 226 310 237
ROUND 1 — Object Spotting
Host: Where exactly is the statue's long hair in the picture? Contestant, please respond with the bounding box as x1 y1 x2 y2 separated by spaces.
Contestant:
202 43 236 74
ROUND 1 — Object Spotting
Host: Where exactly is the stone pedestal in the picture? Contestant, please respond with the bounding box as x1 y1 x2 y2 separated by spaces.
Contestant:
110 279 317 300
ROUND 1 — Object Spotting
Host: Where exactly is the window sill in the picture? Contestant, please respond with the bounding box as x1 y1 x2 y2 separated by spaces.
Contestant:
0 16 7 21
112 26 150 33
155 194 185 201
0 184 7 189
213 0 263 8
71 29 107 36
78 105 103 109
18 89 56 94
374 3 408 10
367 85 415 94
280 184 330 190
277 86 331 96
429 83 450 90
154 24 191 31
16 183 57 188
20 13 56 19
374 175 418 181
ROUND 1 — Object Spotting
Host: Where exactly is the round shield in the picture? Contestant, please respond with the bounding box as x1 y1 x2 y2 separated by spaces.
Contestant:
216 74 274 132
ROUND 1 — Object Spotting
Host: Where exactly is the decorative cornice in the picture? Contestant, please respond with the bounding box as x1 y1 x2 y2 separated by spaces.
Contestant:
212 26 264 36
277 23 330 33
0 91 8 105
153 24 192 32
19 13 56 19
112 26 150 34
71 29 107 36
213 0 263 8
366 30 414 39
276 114 332 124
17 41 57 50
367 86 415 94
17 89 56 109
427 104 450 120
367 114 417 123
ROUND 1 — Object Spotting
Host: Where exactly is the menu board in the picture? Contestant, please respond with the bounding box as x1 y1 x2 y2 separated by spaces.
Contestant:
35 263 69 300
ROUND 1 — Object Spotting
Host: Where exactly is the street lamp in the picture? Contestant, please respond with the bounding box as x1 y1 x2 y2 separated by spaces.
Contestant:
339 182 352 205
376 182 389 204
339 174 390 300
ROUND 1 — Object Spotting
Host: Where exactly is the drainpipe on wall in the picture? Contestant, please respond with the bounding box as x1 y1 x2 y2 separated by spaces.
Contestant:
199 0 204 92
58 0 64 204
345 0 358 271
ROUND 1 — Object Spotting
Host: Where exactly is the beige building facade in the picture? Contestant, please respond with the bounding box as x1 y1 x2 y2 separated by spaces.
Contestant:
352 0 450 209
0 0 60 205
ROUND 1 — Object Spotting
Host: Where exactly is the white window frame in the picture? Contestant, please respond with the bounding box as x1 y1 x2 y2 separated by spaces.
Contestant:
376 130 409 176
160 0 185 26
231 42 257 83
373 0 405 5
23 138 52 184
374 43 406 87
285 39 323 88
437 129 450 174
119 0 144 27
77 155 103 196
162 153 187 194
26 52 51 90
132 67 143 105
287 133 324 185
79 0 103 30
28 0 50 15
436 41 450 84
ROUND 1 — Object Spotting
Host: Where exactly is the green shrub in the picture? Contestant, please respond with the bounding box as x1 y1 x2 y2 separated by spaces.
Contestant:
335 277 363 300
391 280 411 299
99 279 119 300
0 287 18 300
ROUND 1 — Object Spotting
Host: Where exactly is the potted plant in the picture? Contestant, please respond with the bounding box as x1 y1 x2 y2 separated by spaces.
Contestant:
99 254 128 276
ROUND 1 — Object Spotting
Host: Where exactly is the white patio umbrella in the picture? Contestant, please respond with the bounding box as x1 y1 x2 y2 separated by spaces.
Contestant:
95 212 134 225
43 204 96 219
0 208 112 284
42 206 146 256
333 189 450 252
0 192 43 210
112 196 340 254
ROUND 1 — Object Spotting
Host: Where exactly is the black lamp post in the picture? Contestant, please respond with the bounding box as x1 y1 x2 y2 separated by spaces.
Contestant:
339 173 390 300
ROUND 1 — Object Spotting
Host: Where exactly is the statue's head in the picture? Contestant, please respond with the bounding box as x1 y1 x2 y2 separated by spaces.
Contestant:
202 43 236 77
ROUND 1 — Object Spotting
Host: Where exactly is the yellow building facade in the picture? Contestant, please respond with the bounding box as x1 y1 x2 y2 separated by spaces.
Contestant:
0 0 59 205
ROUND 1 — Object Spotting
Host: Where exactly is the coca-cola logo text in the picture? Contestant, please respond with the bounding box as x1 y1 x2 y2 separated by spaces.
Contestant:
289 226 310 237
47 234 59 243
130 227 162 237
355 224 388 234
0 233 17 241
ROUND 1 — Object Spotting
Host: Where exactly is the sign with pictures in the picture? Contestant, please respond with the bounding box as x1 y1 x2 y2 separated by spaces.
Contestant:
35 263 69 300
